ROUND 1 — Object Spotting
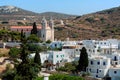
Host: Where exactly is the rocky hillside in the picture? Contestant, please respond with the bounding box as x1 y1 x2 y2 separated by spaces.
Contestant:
54 6 120 40
0 6 76 22
0 5 120 40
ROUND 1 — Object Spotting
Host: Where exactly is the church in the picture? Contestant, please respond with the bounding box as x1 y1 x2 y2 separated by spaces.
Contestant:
10 17 54 42
40 17 54 42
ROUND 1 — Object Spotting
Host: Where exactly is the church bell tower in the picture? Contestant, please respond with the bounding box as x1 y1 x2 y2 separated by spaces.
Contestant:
41 17 54 42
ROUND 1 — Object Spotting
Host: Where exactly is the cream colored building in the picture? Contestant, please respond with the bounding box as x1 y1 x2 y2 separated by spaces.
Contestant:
41 17 54 42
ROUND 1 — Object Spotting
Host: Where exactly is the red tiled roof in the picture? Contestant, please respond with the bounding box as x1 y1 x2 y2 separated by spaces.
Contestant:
11 26 41 29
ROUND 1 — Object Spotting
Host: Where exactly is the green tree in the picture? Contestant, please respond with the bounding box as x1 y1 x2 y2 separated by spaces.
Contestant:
16 62 39 80
27 44 40 52
20 29 24 41
27 34 40 43
77 47 88 71
46 40 51 44
20 44 29 63
31 22 38 35
9 47 20 58
15 34 40 80
34 50 41 66
10 31 21 42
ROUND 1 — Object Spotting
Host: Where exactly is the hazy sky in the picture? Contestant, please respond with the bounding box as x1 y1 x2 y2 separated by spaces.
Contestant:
0 0 120 15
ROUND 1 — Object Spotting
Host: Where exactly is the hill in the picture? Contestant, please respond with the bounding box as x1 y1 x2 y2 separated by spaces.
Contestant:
0 5 120 40
0 6 76 22
54 6 120 40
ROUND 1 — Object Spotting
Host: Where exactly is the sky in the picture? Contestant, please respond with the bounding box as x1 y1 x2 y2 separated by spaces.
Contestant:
0 0 120 15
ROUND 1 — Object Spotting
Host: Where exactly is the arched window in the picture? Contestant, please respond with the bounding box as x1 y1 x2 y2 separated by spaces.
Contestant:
91 61 93 65
114 71 117 74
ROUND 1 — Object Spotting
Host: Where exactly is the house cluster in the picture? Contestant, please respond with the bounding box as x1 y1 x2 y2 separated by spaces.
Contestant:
4 16 120 80
29 39 120 80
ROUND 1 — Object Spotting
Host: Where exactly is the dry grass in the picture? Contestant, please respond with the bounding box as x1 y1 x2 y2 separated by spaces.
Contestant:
0 48 9 57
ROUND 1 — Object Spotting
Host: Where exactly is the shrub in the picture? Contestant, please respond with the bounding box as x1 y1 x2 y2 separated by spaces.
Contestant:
35 77 43 80
49 74 84 80
9 47 20 58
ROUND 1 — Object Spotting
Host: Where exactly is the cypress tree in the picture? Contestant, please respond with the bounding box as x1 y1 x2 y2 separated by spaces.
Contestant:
31 22 38 35
20 29 24 41
34 50 41 66
77 47 88 71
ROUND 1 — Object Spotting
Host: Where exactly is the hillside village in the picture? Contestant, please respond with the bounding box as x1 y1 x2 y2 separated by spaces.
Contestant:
0 5 120 80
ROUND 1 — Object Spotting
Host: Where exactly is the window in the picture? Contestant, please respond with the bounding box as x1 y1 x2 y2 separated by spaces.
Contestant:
115 62 118 65
96 75 98 78
104 42 106 45
91 61 93 65
61 55 62 57
114 56 117 61
89 69 91 72
114 71 117 74
103 62 106 65
56 55 58 58
55 44 57 47
97 69 99 73
97 62 100 65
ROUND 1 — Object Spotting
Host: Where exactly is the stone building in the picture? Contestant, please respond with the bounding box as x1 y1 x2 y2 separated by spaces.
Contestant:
41 17 54 42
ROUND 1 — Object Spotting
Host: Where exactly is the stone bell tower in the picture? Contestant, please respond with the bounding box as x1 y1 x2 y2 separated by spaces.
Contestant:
41 17 54 42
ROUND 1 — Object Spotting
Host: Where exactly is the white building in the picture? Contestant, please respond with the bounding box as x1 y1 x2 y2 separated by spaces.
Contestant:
87 56 111 78
111 52 120 66
62 41 82 62
83 39 120 79
29 53 49 64
49 41 62 49
29 39 120 79
83 39 119 56
29 51 67 65
48 51 66 64
109 67 120 80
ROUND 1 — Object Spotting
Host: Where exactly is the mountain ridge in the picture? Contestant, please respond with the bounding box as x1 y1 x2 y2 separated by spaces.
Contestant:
54 6 120 40
0 5 76 21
